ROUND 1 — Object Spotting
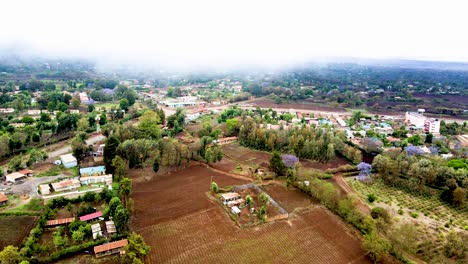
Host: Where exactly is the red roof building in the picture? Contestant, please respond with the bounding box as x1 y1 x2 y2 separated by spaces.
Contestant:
94 239 128 257
79 211 103 222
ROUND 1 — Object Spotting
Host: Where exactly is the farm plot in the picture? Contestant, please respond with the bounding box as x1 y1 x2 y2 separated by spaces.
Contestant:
222 144 272 169
131 164 372 264
260 183 313 212
0 215 37 249
346 179 468 230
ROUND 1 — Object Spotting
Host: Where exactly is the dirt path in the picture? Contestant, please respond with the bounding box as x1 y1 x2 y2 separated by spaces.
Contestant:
333 174 370 215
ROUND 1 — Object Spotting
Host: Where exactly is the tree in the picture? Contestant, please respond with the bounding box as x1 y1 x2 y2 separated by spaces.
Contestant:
120 98 129 111
119 177 133 206
425 133 433 144
138 110 161 139
362 233 390 262
370 207 390 223
112 155 126 181
362 137 383 153
104 135 120 174
259 192 269 206
282 154 299 168
452 187 466 207
71 97 81 109
269 151 285 176
123 233 151 264
153 158 160 173
211 181 218 193
226 118 238 136
71 134 87 164
0 245 20 264
245 195 253 206
114 205 129 232
77 117 89 132
87 104 95 112
388 223 419 257
444 231 466 259
108 197 123 217
71 230 84 242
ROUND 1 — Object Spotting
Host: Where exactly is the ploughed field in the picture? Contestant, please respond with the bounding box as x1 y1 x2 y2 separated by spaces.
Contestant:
130 164 371 263
0 215 37 249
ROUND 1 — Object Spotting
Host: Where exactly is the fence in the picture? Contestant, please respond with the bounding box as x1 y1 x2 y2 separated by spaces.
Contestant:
233 183 289 217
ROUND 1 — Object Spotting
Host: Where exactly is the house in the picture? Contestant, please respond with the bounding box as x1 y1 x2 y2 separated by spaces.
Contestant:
60 154 78 168
105 220 116 234
405 111 440 134
79 211 103 222
45 217 75 227
51 179 80 192
38 184 51 195
220 192 244 207
0 108 15 114
91 223 103 239
27 109 41 116
5 172 27 183
93 144 105 156
213 137 237 145
94 239 128 258
80 174 112 186
80 166 106 177
0 193 8 206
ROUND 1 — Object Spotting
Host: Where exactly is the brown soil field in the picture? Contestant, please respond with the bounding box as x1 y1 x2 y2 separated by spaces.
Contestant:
0 215 37 249
260 183 313 213
130 164 372 264
248 98 347 112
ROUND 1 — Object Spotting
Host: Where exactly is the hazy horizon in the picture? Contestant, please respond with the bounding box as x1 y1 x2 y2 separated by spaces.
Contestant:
2 0 468 70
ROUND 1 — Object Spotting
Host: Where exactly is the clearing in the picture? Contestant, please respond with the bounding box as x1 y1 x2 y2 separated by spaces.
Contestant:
0 215 37 249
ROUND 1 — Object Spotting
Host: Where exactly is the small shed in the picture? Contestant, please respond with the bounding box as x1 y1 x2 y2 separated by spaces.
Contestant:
5 172 27 183
231 206 241 216
91 223 103 239
60 154 77 168
105 220 116 234
38 184 51 195
0 193 8 206
94 239 128 258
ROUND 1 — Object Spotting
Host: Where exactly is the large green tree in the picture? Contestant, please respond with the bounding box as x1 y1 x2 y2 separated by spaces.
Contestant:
269 151 285 176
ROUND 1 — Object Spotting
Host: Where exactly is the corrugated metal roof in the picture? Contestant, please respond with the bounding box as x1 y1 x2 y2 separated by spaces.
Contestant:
79 211 103 221
94 239 128 254
0 193 8 203
80 166 106 175
46 217 75 226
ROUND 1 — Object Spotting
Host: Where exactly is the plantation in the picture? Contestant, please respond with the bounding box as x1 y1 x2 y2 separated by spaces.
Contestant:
346 179 468 231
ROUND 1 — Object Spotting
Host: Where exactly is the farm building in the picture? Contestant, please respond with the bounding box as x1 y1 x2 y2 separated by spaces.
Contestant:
91 223 102 239
214 137 238 145
0 193 8 206
45 217 75 227
94 239 128 258
80 166 106 177
18 169 34 177
79 211 103 222
231 206 241 216
221 192 244 207
38 184 51 195
80 174 112 186
105 220 116 234
51 179 80 192
5 172 27 183
60 154 78 168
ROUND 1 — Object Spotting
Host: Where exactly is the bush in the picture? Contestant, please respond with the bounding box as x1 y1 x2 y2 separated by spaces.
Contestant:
211 182 218 193
367 193 377 203
398 208 404 215
371 207 390 222
410 212 418 218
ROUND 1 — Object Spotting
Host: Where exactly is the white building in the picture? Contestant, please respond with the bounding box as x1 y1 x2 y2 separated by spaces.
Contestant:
405 112 440 134
60 154 78 168
5 172 27 183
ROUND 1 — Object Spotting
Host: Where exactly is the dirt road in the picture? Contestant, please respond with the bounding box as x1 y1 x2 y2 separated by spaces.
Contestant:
47 134 106 160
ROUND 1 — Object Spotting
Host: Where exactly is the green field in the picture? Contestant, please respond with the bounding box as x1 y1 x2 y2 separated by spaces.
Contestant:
346 179 468 230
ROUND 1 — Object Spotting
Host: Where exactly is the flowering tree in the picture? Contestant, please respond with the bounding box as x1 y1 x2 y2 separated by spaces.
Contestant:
405 146 425 156
357 162 372 180
282 154 299 168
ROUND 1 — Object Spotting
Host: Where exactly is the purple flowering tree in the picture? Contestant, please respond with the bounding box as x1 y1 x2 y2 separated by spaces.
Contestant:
405 146 425 156
282 154 299 168
357 162 372 180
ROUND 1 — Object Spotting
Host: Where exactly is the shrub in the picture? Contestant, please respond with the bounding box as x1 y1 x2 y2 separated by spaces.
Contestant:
367 193 377 203
211 181 218 193
398 208 404 215
371 207 390 222
410 212 418 218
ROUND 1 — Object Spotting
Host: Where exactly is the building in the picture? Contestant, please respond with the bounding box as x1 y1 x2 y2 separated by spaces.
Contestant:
38 184 51 195
105 220 116 234
94 239 128 258
213 137 237 145
0 108 15 114
0 193 8 206
220 192 244 207
80 166 106 177
91 223 103 239
405 112 440 134
5 172 27 183
18 169 34 177
45 217 75 227
79 211 103 222
51 179 81 192
60 154 78 168
231 206 241 216
80 174 112 186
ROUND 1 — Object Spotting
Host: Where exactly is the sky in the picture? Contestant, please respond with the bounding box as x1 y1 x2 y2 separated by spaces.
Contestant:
1 0 468 69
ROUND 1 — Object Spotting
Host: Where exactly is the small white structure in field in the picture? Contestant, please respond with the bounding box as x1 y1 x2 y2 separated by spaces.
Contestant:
304 181 310 187
60 154 77 168
231 206 241 216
